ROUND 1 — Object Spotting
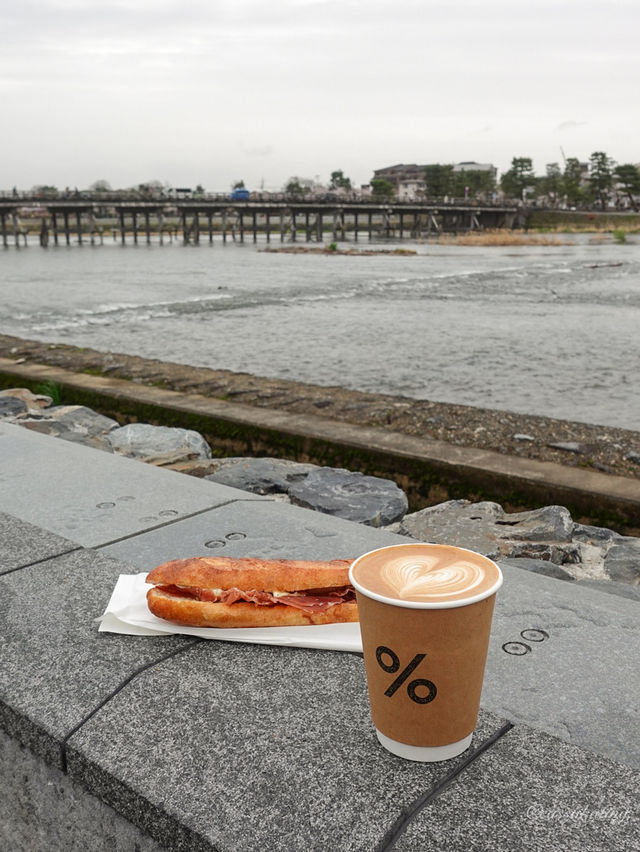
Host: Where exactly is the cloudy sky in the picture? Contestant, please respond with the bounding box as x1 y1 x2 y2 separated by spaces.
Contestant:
2 0 638 192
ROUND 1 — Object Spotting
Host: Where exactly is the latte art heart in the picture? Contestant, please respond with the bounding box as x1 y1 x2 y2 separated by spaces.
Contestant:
351 543 501 604
380 557 485 600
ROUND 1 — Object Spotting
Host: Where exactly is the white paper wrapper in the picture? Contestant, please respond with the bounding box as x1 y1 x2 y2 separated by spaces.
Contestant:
98 573 364 653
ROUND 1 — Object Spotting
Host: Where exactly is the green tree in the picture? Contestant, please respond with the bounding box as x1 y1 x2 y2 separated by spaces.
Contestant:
329 170 352 192
89 179 112 192
451 169 496 200
614 163 640 211
539 163 562 205
424 164 454 199
285 178 305 197
562 157 584 206
588 151 615 209
232 180 245 190
31 184 58 197
500 157 536 200
370 178 395 199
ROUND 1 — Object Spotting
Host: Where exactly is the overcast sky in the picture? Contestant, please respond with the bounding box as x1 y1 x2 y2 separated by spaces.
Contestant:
2 0 638 192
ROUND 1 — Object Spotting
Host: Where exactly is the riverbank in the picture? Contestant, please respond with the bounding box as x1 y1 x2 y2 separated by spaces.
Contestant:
2 333 639 481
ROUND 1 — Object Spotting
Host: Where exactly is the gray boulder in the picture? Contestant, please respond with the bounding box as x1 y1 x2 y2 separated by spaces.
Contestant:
15 405 120 450
389 499 640 586
107 423 212 462
205 457 317 494
0 388 52 411
389 500 505 558
0 396 28 418
603 539 640 584
287 467 408 527
492 505 574 542
392 500 578 563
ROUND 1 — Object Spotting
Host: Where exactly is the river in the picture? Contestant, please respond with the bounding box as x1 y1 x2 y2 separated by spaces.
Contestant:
1 234 638 430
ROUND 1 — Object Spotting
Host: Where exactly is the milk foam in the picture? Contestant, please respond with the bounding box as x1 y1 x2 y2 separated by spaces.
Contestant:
351 544 501 605
380 554 486 600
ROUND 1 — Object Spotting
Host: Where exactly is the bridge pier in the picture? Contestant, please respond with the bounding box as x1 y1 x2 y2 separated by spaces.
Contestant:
1 213 7 247
39 217 49 247
265 212 271 243
208 213 213 244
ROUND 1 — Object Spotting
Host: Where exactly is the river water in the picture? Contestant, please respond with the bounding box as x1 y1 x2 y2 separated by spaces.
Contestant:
1 234 639 430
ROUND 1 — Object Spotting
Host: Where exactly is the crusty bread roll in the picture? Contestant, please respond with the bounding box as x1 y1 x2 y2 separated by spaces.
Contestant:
146 556 358 628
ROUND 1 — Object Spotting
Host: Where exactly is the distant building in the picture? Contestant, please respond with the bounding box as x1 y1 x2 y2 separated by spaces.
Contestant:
373 162 497 195
372 164 425 191
452 161 498 182
397 179 426 200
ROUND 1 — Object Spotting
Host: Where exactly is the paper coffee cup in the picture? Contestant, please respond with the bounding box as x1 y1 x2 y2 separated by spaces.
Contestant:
350 543 502 762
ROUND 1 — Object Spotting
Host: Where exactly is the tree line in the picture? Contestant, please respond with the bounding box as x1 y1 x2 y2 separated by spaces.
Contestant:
500 153 640 209
18 155 640 209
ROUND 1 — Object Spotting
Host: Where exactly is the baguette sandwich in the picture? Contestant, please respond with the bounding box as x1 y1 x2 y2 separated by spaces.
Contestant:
146 556 358 628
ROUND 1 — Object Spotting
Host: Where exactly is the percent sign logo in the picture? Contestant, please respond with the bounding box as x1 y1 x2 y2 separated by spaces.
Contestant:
376 646 437 705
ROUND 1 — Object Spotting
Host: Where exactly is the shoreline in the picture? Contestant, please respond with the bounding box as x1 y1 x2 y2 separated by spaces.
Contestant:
1 333 639 483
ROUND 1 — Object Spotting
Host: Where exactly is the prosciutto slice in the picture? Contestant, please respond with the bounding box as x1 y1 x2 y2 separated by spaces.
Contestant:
157 584 355 612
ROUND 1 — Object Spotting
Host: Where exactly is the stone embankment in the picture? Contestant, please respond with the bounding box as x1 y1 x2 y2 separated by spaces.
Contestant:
2 387 638 601
1 334 639 480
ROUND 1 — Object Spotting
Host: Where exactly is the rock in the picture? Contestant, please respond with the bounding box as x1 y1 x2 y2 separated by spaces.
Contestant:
106 423 212 462
626 451 640 464
0 396 28 418
204 458 317 495
394 501 593 572
572 523 620 545
492 505 574 542
500 557 575 582
0 388 52 410
513 433 535 442
603 539 640 584
392 500 504 558
546 441 584 454
287 467 408 527
505 541 583 565
14 406 120 450
44 405 120 437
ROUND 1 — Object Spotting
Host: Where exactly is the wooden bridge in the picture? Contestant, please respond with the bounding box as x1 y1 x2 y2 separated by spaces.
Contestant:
0 196 522 247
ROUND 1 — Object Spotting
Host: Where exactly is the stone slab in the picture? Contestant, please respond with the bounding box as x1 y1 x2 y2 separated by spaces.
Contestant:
394 723 640 852
0 547 198 770
66 638 508 852
0 730 165 852
0 422 262 547
100 498 407 568
102 506 640 770
0 511 80 574
485 563 640 769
